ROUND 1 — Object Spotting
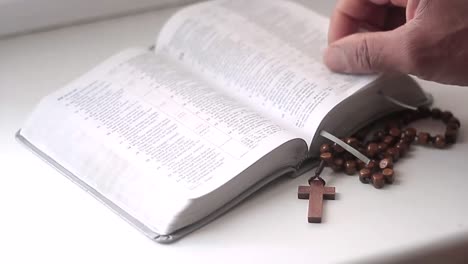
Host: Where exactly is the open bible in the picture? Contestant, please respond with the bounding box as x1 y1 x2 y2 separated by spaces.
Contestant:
17 0 430 243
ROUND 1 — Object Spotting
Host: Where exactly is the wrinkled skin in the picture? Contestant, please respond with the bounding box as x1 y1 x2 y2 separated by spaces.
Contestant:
324 0 468 86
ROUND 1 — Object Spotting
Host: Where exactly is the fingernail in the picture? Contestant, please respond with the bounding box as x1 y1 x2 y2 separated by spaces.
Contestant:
324 46 349 73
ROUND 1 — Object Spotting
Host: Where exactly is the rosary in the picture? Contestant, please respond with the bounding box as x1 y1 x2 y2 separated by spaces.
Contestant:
298 99 461 223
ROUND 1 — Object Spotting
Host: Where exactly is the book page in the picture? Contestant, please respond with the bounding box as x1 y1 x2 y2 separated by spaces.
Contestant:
156 0 378 143
21 49 303 230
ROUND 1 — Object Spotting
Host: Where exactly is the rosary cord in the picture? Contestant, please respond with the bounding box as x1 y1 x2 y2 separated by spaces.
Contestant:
308 160 326 186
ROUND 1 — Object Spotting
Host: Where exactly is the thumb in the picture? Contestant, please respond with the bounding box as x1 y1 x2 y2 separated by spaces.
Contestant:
323 29 412 74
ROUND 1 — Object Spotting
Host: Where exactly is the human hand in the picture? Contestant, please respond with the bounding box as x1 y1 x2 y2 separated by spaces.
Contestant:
324 0 468 86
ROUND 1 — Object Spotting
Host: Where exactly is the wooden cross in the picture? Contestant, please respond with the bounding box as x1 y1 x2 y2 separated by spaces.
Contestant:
298 180 335 223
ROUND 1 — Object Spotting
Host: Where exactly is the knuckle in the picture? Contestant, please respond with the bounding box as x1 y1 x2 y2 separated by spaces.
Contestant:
354 38 373 71
354 37 381 71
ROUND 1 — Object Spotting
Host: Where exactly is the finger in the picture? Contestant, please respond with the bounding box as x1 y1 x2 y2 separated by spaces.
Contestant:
324 28 413 74
329 0 385 44
406 0 420 20
328 0 409 44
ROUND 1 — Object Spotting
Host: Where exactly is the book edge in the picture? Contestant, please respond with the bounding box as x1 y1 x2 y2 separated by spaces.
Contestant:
15 130 297 243
15 130 166 241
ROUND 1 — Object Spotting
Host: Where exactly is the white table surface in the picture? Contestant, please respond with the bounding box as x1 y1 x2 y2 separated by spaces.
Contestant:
2 2 468 264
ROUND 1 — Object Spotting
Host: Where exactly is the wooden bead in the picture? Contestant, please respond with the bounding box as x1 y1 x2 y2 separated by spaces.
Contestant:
332 158 344 172
343 152 355 161
448 117 461 128
385 147 400 162
404 128 417 142
373 130 386 141
334 158 344 166
383 136 395 146
333 143 345 153
320 144 331 154
359 168 372 184
431 108 442 119
441 111 453 123
345 160 357 175
345 137 359 148
447 122 459 131
417 132 430 145
372 173 385 189
389 127 401 137
445 128 458 144
366 143 379 157
379 158 393 169
417 106 431 118
356 160 366 170
377 152 386 161
320 152 333 164
377 142 388 153
382 168 395 184
395 141 408 157
400 133 411 143
434 135 446 149
365 160 378 172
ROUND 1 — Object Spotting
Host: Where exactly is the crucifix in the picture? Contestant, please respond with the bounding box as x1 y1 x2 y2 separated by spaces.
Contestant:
298 180 335 223
298 161 335 223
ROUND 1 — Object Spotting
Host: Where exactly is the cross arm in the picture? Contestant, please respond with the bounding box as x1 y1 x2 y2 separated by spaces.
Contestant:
298 185 336 199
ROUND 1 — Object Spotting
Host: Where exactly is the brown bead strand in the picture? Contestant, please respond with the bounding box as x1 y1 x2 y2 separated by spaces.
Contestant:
319 106 460 189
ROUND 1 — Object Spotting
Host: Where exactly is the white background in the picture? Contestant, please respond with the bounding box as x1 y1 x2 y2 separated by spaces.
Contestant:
0 0 199 38
2 1 468 263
